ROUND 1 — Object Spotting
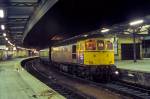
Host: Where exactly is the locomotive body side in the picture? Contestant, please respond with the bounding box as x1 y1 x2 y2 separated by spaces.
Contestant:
51 44 77 63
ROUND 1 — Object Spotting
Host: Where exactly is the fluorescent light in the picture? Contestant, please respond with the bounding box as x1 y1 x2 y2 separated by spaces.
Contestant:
124 32 130 34
5 47 8 50
138 31 148 34
83 34 88 37
13 47 16 51
3 33 6 37
5 37 8 40
0 9 4 18
129 20 144 26
1 25 5 30
101 28 110 33
8 41 10 44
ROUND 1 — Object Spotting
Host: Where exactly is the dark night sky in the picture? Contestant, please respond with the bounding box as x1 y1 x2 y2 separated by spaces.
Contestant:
24 0 150 48
51 0 150 29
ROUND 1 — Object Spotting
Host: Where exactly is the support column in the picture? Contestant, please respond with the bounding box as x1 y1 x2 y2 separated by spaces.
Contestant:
133 32 137 62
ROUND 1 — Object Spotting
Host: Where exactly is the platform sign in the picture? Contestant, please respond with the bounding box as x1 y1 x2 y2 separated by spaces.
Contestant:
0 45 6 50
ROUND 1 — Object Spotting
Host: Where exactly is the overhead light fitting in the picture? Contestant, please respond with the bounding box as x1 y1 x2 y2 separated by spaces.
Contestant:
8 41 10 44
1 25 5 30
5 37 8 40
101 28 110 33
3 33 6 37
129 19 144 26
5 47 8 51
0 9 4 18
13 47 16 51
83 34 88 37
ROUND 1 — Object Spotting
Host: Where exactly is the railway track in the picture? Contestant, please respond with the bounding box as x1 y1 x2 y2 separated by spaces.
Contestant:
53 67 150 99
23 60 95 99
22 58 150 99
58 67 150 99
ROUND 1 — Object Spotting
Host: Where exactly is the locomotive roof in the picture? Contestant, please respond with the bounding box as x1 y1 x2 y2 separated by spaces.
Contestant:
52 32 106 47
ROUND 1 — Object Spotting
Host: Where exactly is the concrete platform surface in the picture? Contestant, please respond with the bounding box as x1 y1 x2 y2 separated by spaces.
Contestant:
0 58 65 99
115 58 150 72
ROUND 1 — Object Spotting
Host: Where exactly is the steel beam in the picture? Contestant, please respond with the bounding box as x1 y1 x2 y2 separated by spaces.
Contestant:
23 0 58 42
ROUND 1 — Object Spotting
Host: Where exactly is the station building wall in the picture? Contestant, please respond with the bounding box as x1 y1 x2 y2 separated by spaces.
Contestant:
142 39 150 58
115 37 142 60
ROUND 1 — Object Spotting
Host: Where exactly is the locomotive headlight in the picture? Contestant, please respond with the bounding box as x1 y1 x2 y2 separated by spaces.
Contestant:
115 71 119 75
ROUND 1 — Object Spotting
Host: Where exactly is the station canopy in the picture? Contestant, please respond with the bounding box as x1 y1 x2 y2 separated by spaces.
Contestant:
0 0 53 48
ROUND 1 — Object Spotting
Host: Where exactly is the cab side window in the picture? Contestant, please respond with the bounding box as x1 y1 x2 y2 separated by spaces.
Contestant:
97 40 104 50
85 39 96 50
72 45 76 59
106 41 113 50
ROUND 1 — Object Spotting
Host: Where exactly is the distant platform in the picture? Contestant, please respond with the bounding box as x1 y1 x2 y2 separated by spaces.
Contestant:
0 58 65 99
115 58 150 73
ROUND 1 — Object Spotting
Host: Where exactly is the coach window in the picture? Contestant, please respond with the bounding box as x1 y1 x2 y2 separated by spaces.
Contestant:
106 41 113 50
72 45 76 53
97 40 104 50
72 45 76 59
85 39 96 50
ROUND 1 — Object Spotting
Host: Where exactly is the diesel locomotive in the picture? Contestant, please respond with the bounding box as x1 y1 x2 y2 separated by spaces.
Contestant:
40 37 119 82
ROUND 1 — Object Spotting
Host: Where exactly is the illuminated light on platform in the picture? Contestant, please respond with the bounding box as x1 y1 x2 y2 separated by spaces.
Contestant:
138 31 148 34
1 24 5 30
101 28 110 33
124 32 130 34
128 73 134 77
83 34 88 37
115 71 119 75
5 37 8 40
33 50 38 54
7 41 11 44
5 47 8 50
3 33 6 37
53 47 59 51
13 47 16 51
129 19 144 26
17 46 26 50
0 9 4 18
10 43 13 46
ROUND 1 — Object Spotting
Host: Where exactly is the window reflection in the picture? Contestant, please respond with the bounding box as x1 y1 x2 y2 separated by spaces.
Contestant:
106 41 113 50
97 40 104 50
85 39 96 50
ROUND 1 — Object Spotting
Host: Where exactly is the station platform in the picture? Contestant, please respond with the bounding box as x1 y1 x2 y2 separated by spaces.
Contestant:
0 58 65 99
115 58 150 72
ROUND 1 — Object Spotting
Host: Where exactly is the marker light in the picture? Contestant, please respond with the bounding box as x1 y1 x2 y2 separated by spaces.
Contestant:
3 33 6 37
0 9 4 18
1 25 5 30
101 28 110 33
115 71 119 75
129 20 144 26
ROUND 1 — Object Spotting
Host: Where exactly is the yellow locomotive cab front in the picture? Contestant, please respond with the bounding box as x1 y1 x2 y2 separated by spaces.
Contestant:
77 38 114 66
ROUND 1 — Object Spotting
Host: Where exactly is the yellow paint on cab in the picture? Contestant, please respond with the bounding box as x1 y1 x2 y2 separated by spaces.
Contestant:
84 51 114 65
